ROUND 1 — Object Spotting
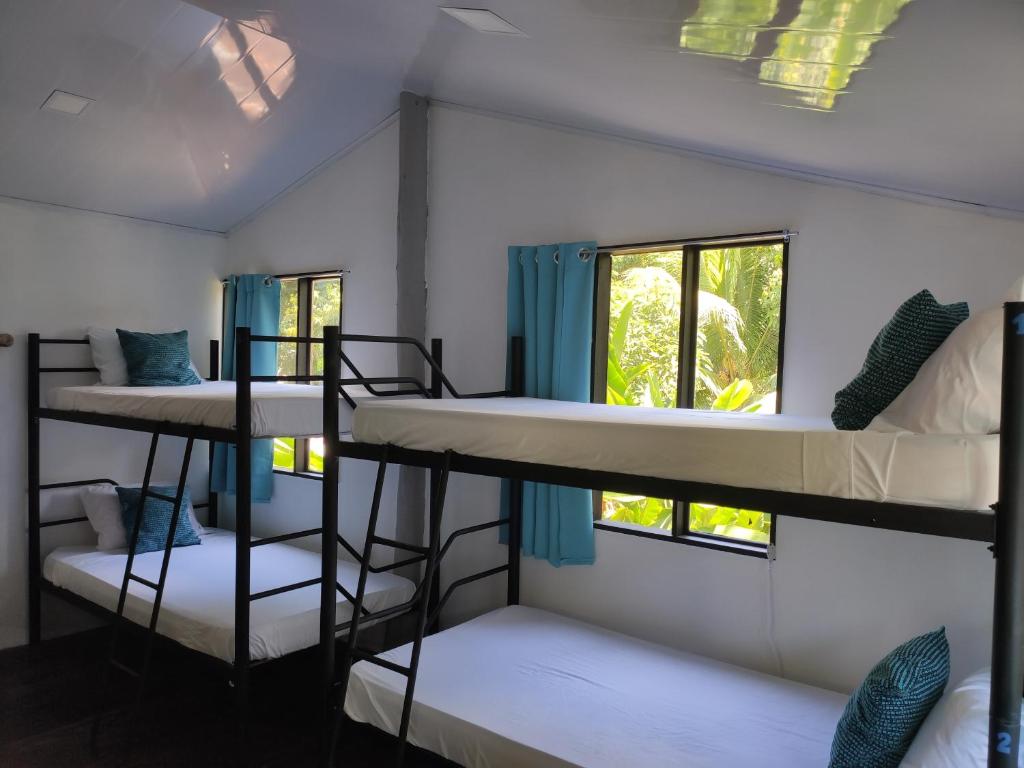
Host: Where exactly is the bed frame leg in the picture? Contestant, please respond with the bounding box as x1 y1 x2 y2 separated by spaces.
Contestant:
27 333 41 645
507 336 524 607
990 302 1024 767
235 326 253 764
321 326 341 761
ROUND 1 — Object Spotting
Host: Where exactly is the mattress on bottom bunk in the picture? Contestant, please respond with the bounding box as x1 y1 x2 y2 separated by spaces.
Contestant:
47 381 358 437
43 529 414 663
345 605 847 768
352 397 999 510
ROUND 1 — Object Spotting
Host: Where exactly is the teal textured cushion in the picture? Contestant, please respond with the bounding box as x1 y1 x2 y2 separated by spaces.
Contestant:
830 628 950 768
116 485 201 554
115 329 201 387
832 291 968 430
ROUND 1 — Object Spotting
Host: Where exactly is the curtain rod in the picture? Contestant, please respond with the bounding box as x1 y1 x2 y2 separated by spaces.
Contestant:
221 268 349 286
581 229 796 258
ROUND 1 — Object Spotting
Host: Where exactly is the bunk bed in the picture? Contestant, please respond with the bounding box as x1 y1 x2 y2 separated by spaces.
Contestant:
26 328 416 760
318 305 1024 768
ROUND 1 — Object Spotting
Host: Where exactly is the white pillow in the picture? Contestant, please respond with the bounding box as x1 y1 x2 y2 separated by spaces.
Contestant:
901 668 1023 767
871 276 1024 434
81 484 128 550
87 327 203 386
80 484 204 551
87 327 130 385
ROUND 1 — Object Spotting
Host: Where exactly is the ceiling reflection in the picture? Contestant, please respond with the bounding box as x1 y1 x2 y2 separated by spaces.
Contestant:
679 0 914 110
207 19 295 122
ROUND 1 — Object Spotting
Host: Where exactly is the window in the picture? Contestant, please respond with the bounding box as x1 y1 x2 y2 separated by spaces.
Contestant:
592 235 788 555
273 273 343 474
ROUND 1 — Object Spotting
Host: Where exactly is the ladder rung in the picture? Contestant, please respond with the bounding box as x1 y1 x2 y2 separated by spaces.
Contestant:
249 577 321 602
371 536 428 555
108 658 140 678
335 599 417 633
251 528 322 547
128 574 160 590
351 649 411 676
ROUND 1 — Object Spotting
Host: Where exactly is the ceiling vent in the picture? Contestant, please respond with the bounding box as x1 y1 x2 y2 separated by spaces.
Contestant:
41 90 94 116
440 8 526 36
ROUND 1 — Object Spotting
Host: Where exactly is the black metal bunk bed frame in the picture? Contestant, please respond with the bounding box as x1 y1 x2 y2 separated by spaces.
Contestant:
25 327 413 762
320 303 1024 768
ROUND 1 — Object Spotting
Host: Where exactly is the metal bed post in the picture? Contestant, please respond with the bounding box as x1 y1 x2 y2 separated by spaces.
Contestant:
27 333 42 645
428 338 443 631
507 336 524 606
321 326 340 737
234 326 252 752
208 339 219 528
990 301 1024 767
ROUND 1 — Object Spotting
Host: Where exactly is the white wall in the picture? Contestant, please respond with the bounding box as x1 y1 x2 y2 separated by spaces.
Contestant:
426 104 1024 693
224 119 401 551
0 197 225 649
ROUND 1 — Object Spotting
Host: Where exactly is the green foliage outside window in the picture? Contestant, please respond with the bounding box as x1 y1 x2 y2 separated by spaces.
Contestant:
602 245 783 545
272 276 340 473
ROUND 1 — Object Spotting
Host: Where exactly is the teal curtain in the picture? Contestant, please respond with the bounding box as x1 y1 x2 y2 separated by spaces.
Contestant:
212 275 281 503
506 242 597 566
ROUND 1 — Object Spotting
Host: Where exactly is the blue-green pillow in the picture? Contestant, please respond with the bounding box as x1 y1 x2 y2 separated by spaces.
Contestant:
116 485 201 554
830 627 950 768
115 329 201 387
832 291 968 430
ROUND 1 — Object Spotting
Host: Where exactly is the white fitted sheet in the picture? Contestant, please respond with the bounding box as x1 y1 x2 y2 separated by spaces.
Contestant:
352 397 998 510
346 605 848 768
43 529 414 662
48 381 342 438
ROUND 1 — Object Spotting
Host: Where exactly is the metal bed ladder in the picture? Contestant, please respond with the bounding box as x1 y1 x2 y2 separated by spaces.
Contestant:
320 447 451 767
91 432 194 747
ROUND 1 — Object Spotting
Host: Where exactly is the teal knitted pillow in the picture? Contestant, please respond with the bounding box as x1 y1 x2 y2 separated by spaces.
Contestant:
116 329 201 387
830 628 950 768
832 291 968 430
116 485 201 554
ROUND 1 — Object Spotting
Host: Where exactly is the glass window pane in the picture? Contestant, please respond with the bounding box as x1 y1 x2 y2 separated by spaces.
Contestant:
310 278 341 377
277 278 298 378
602 250 683 532
308 437 325 474
273 279 299 471
273 437 295 473
689 243 784 543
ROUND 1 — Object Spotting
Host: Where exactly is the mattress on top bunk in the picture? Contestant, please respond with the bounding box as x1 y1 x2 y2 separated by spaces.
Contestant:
351 397 999 510
345 605 848 768
47 381 346 437
43 529 415 663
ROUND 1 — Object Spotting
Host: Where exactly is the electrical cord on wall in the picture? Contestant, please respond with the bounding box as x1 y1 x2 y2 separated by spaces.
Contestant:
765 543 786 678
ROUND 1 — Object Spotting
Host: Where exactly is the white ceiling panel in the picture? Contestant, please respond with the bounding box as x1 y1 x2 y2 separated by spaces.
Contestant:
0 0 1020 231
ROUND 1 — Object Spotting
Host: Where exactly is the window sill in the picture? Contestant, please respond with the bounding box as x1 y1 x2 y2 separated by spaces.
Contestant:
273 469 324 482
593 520 771 559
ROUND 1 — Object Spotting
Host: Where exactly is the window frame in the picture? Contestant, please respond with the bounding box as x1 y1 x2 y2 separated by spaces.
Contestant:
590 234 790 558
270 270 344 477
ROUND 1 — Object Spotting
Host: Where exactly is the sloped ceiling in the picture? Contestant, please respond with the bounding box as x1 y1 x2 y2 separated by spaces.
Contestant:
0 0 1021 232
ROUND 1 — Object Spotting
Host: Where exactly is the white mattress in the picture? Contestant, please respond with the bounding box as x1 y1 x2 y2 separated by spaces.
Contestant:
352 397 999 510
48 381 341 437
345 605 848 768
43 529 414 662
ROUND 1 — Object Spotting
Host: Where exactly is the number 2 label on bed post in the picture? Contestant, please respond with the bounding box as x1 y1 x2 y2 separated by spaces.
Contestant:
997 731 1012 755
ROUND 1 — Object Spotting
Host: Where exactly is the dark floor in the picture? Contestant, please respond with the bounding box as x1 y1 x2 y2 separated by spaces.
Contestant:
0 629 453 768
